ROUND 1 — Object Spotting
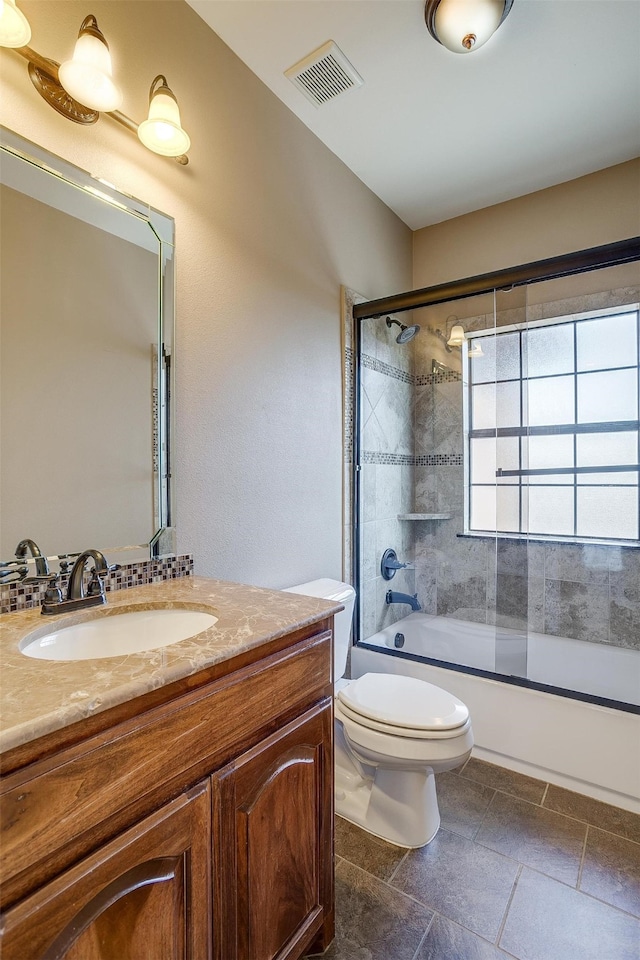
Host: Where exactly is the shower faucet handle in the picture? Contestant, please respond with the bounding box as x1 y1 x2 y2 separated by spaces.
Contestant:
381 548 413 581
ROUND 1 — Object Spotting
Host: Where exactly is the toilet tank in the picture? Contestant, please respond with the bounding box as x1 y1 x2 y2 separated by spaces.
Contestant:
283 579 355 680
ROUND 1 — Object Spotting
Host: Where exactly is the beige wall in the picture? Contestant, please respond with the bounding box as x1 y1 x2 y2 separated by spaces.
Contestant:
413 159 640 290
0 0 412 586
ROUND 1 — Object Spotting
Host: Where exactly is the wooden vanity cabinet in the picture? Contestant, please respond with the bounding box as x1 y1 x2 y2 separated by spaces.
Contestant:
0 619 335 960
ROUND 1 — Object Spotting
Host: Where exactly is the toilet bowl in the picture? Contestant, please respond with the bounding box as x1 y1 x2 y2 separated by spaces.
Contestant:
284 579 473 848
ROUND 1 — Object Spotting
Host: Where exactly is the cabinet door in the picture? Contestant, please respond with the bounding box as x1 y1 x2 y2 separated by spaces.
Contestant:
212 699 333 960
0 781 211 960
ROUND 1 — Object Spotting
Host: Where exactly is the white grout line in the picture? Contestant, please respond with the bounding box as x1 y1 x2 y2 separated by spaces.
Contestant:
410 913 436 960
577 824 589 889
496 864 523 947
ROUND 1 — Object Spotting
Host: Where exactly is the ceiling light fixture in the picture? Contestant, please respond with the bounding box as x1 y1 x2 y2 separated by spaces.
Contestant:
0 0 31 48
1 9 190 165
425 0 514 54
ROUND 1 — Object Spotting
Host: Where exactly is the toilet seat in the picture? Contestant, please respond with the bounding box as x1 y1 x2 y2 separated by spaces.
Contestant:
337 673 469 735
337 699 472 740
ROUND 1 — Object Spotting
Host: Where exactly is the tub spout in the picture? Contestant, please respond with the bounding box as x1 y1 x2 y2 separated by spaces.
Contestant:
386 589 421 612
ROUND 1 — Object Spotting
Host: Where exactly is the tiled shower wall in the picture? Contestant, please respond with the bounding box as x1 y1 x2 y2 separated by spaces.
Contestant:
412 370 640 649
412 289 640 651
348 284 640 652
359 314 416 637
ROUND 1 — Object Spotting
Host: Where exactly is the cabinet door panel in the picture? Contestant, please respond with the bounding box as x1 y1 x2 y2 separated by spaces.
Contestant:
238 745 320 959
213 700 333 960
1 783 211 960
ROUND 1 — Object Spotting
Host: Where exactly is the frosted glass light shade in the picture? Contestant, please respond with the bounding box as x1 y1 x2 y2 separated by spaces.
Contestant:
426 0 512 54
59 20 122 112
0 0 31 48
447 324 466 346
138 77 190 157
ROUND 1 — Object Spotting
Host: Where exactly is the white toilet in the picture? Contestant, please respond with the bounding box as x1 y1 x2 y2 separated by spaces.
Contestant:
284 578 473 848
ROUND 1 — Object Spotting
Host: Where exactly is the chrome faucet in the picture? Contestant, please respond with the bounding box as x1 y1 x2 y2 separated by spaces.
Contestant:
386 589 421 612
15 538 49 578
41 549 118 616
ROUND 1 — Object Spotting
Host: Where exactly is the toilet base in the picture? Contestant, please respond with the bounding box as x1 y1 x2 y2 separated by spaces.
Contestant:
335 762 440 848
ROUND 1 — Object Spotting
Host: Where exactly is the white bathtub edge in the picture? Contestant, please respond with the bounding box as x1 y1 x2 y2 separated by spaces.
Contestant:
352 645 640 815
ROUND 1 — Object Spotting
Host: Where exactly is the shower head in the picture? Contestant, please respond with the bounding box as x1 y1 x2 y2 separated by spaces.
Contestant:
386 316 421 344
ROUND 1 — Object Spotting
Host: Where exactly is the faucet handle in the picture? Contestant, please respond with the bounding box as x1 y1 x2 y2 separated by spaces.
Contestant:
86 563 120 598
43 574 63 605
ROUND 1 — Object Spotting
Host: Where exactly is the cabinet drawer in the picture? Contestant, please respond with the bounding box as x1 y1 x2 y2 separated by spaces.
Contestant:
1 629 331 907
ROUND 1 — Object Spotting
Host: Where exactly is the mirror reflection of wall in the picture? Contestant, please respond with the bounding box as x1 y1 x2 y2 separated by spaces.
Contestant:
0 132 174 561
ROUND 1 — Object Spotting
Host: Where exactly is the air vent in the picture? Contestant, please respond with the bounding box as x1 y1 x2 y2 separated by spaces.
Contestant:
285 40 363 107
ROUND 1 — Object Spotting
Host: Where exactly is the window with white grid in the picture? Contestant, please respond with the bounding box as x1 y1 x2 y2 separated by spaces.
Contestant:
466 306 640 543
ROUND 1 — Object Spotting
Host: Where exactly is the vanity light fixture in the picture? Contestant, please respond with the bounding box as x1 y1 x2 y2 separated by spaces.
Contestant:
1 9 191 165
446 321 484 356
425 0 514 54
58 15 122 113
0 0 31 48
138 75 191 158
447 323 466 346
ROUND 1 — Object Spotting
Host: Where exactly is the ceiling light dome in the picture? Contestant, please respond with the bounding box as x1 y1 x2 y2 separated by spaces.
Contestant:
425 0 514 54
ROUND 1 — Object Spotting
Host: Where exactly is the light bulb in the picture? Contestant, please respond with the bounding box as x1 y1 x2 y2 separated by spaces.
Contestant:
58 15 122 112
138 76 190 157
0 0 31 48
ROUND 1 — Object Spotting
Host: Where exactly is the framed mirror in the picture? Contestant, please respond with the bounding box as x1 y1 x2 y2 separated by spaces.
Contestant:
0 127 175 565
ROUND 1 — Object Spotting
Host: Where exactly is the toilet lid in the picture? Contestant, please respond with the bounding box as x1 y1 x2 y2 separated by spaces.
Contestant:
338 673 469 731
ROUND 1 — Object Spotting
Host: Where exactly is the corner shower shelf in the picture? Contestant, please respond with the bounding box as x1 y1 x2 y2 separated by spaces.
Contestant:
397 513 452 521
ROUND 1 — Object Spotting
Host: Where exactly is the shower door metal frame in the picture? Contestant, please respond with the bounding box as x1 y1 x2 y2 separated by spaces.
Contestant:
351 236 640 708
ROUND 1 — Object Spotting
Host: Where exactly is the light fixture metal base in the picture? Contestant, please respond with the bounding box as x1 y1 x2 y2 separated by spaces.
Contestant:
28 58 98 124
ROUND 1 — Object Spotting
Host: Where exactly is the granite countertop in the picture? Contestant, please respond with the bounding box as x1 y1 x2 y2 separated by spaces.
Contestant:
0 577 341 755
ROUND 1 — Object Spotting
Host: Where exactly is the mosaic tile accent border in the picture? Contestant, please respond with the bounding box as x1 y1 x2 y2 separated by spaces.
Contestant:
362 451 414 465
1 554 194 614
416 370 462 385
416 453 463 466
362 353 414 385
344 346 355 460
363 451 463 467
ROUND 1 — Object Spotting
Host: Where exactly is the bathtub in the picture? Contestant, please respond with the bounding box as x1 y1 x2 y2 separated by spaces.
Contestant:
352 613 640 813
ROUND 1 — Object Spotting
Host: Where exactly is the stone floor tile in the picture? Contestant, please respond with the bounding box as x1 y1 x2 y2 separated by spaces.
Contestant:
415 914 512 959
543 784 640 844
475 792 586 886
335 815 408 881
580 826 640 917
460 758 546 805
499 867 640 960
390 828 519 943
436 770 496 839
306 858 433 960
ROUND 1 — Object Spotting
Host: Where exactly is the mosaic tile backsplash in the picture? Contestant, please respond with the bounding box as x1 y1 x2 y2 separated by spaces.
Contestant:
1 554 194 614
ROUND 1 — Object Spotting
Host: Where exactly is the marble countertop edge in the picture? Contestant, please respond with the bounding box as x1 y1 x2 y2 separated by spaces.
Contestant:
1 577 341 754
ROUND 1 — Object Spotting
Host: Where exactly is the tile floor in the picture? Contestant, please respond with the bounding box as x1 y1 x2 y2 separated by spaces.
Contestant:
307 758 640 960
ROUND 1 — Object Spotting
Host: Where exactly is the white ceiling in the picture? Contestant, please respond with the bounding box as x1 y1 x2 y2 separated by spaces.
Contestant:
187 0 640 230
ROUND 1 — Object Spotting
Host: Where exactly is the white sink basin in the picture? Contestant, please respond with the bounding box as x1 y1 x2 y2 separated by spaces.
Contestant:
20 607 218 661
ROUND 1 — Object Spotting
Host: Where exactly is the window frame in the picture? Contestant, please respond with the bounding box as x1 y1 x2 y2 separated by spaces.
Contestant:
464 304 640 546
